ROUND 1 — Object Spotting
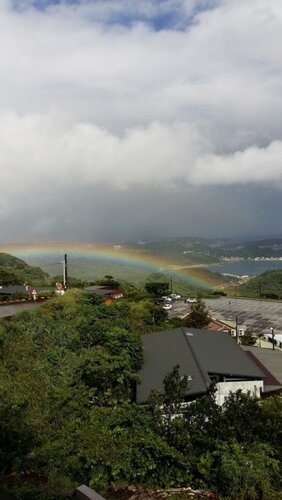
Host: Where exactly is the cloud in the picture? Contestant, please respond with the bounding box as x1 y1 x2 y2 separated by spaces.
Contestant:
0 114 281 194
11 0 219 28
0 0 282 241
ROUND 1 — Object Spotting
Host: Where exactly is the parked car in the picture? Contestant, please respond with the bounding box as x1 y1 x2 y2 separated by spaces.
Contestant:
170 293 181 300
163 303 172 310
162 296 172 302
185 297 197 304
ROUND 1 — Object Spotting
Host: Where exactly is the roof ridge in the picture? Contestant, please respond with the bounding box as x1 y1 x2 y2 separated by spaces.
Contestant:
181 327 210 389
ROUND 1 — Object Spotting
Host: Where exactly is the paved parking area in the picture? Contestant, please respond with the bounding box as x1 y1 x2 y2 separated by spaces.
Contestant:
205 297 282 335
170 297 282 335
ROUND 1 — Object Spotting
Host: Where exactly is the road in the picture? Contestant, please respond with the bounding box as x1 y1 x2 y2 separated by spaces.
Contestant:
0 301 42 319
169 297 282 335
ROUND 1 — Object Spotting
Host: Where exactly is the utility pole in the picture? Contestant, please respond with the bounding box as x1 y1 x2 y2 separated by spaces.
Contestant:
258 280 262 299
170 276 173 294
63 253 68 289
270 327 275 351
236 315 239 345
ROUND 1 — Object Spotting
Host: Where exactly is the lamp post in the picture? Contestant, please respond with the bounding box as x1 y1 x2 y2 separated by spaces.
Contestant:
236 315 239 345
270 327 275 351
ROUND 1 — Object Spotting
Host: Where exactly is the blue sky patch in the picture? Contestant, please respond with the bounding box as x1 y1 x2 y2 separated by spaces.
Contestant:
11 0 217 31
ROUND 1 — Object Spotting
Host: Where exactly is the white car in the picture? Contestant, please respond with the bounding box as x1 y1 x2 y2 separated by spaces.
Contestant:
170 293 181 300
185 297 197 304
162 296 172 302
163 303 172 310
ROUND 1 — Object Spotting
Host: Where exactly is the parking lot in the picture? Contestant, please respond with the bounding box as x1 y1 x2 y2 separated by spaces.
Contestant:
169 297 282 335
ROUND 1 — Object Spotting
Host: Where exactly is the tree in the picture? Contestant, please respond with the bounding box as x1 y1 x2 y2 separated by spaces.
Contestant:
144 282 170 297
184 297 211 329
51 275 86 288
163 364 188 408
212 441 280 500
240 330 257 346
96 275 120 288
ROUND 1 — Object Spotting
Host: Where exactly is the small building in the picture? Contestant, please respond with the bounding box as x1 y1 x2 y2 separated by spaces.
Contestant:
207 318 233 335
84 285 124 303
0 285 53 298
207 318 247 337
137 327 264 405
241 345 282 396
0 285 28 297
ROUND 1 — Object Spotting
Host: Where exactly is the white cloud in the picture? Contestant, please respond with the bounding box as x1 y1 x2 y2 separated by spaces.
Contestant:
0 113 281 198
0 0 282 239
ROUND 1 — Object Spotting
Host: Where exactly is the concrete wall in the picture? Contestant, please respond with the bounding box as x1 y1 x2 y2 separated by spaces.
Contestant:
216 380 263 406
76 484 105 500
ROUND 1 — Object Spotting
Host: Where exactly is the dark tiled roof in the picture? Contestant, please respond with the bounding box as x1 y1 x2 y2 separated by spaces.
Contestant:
137 327 264 402
0 285 27 294
187 328 263 378
84 286 122 296
241 345 282 393
0 285 53 295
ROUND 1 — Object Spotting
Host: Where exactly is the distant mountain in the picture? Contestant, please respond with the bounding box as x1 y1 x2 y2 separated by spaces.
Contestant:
129 236 282 263
0 253 49 286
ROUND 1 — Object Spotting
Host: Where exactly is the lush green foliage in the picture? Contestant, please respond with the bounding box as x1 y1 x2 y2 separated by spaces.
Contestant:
184 297 211 329
0 253 48 286
51 275 86 288
240 330 258 346
0 289 282 499
238 269 282 299
144 281 170 296
96 275 121 288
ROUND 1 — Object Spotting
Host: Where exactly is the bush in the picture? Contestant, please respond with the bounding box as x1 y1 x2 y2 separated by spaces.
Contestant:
213 441 281 499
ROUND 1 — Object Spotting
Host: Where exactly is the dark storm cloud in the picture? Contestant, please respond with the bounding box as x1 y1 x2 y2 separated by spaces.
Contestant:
1 183 282 244
0 0 282 242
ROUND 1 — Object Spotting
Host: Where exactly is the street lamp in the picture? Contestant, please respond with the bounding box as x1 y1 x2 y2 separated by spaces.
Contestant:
270 327 275 351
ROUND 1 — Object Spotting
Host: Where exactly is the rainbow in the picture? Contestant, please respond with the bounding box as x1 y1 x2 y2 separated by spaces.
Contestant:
0 242 218 289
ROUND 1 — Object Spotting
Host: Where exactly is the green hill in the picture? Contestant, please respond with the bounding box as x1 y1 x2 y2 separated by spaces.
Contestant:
238 269 282 299
0 252 49 286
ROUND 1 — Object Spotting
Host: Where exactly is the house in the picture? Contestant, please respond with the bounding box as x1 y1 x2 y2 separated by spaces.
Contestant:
137 327 264 405
0 285 53 298
84 285 124 303
241 345 282 396
207 318 247 337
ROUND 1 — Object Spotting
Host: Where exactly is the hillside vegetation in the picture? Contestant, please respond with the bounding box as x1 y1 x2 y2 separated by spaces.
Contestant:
238 269 282 299
0 289 282 499
0 253 48 286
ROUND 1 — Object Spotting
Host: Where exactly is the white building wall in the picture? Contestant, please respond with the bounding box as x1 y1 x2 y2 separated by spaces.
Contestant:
216 380 263 406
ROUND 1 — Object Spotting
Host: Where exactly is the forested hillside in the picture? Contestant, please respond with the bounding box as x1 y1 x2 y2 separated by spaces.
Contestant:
238 269 282 299
0 289 282 499
0 252 48 285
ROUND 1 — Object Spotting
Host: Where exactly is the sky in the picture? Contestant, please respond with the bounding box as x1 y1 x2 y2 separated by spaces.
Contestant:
0 0 282 244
